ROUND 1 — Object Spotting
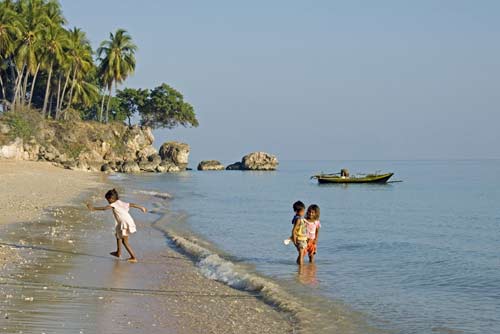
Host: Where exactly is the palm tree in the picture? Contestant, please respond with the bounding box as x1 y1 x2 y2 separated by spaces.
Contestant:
0 0 22 108
61 27 93 115
28 0 65 109
97 29 137 122
41 23 67 117
13 0 49 108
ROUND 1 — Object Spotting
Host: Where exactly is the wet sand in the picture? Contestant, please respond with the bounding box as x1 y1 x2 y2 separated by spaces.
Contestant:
0 162 294 333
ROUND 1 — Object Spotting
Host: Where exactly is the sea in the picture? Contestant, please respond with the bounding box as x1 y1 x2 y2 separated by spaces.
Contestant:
115 160 500 334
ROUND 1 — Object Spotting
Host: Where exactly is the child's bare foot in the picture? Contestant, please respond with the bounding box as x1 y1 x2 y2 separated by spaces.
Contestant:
127 258 138 263
110 251 120 258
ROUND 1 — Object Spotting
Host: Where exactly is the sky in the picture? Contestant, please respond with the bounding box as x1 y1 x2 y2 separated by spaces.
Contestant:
61 0 500 162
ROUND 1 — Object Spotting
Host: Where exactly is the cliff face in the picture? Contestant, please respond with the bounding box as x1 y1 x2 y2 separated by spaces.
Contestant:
0 111 189 173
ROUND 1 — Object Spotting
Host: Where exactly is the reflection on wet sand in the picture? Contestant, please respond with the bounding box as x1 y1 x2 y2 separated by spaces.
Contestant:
297 263 319 287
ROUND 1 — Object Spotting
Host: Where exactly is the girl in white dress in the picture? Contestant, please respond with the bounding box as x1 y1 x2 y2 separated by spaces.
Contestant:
87 189 147 263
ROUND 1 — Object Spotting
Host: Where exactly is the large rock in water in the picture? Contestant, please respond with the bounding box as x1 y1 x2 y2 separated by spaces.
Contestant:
121 161 141 173
159 141 190 170
242 152 279 170
226 161 244 170
198 160 225 171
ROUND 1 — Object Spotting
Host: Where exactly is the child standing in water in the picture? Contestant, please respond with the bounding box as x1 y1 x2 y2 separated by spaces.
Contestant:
305 205 321 263
292 201 308 265
87 189 147 263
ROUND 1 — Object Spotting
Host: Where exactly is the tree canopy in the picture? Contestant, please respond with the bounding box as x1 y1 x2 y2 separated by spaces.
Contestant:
0 0 198 131
114 84 198 129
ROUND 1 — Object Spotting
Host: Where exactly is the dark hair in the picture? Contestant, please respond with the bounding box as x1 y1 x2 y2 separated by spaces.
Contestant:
105 188 119 202
307 204 320 220
293 201 305 212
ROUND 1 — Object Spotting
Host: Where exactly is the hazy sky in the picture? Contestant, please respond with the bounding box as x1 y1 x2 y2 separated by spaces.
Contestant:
61 0 500 162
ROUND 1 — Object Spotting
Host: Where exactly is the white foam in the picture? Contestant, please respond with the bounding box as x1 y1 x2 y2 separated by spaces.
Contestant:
166 231 310 320
136 190 173 200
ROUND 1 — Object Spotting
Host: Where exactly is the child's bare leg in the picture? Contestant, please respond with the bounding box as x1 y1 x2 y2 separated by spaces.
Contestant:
122 236 137 262
297 248 304 266
110 238 121 257
309 253 315 263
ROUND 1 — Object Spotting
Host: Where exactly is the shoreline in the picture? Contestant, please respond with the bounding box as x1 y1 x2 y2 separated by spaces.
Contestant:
0 161 295 333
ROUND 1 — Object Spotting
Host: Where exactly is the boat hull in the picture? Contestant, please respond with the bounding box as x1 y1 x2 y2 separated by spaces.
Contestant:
315 173 394 184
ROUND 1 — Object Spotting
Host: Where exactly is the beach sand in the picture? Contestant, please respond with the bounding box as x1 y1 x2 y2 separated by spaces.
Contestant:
0 161 294 333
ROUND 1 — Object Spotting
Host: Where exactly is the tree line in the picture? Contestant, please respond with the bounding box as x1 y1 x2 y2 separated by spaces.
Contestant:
0 0 198 129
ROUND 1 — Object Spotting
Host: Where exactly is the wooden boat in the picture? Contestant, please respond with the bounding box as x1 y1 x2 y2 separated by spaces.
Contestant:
312 172 394 184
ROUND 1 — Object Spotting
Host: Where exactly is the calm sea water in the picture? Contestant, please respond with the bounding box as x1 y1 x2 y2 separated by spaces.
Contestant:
122 160 500 334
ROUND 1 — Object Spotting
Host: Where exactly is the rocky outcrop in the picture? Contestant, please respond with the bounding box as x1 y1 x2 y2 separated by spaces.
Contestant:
198 160 225 171
0 138 25 160
121 161 141 173
159 141 190 170
0 113 189 174
242 152 278 170
156 161 181 173
226 152 279 171
226 161 244 170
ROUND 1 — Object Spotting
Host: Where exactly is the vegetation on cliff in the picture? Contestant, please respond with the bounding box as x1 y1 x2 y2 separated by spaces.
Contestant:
0 0 198 130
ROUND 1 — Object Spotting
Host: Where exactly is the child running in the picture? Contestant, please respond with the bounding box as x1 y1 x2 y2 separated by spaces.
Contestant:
87 189 147 263
291 201 308 265
304 204 321 263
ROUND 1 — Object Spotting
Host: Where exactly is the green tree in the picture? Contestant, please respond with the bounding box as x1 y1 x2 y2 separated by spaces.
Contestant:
97 29 137 123
140 83 198 129
62 27 93 114
0 0 22 107
115 87 148 126
40 23 67 117
13 0 51 108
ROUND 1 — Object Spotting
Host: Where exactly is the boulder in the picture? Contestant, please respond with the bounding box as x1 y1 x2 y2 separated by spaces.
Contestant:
198 160 225 171
0 138 24 160
242 152 278 170
0 123 10 135
156 161 181 173
159 141 190 169
226 161 244 170
101 163 112 173
121 161 141 173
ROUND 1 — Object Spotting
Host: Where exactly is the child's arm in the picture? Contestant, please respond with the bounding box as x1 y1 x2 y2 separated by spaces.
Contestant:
314 227 320 244
87 203 112 211
130 203 147 213
292 220 300 244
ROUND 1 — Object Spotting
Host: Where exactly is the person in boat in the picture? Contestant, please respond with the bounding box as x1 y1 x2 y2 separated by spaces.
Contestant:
340 168 350 178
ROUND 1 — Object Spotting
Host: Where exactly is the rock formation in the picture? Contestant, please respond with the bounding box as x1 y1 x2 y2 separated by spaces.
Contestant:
159 141 190 170
226 152 278 171
0 114 190 174
197 160 225 171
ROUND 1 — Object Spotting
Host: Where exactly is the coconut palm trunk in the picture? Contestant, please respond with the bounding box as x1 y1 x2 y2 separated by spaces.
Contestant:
21 70 30 104
57 69 71 116
64 66 78 113
0 74 6 110
28 63 41 109
55 75 61 119
12 65 25 109
99 93 106 122
105 82 113 123
42 60 54 117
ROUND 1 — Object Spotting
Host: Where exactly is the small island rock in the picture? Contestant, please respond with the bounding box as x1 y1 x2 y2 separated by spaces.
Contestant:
159 141 190 170
226 161 244 170
198 160 225 171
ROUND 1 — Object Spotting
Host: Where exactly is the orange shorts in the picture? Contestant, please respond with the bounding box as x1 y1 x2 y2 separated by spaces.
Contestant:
304 239 317 256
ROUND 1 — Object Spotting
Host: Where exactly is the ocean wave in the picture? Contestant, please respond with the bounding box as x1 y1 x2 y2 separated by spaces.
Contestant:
136 190 173 200
159 229 334 333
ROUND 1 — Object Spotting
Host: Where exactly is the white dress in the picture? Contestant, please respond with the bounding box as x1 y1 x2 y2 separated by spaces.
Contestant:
110 200 137 239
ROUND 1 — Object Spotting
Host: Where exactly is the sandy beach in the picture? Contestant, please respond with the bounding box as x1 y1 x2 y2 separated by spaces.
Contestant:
0 161 294 333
